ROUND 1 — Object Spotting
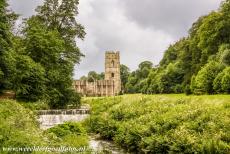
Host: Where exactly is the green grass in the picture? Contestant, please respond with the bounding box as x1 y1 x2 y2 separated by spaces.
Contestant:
84 94 230 153
18 101 50 111
0 99 90 154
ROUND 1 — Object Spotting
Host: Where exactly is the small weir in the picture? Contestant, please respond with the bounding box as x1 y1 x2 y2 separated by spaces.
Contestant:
37 106 128 153
38 107 90 130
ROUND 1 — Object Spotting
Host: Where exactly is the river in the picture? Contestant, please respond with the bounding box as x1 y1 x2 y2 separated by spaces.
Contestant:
37 107 128 154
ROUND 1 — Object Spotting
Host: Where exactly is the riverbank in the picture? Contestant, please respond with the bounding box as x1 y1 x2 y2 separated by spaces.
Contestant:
83 94 230 153
0 99 90 154
1 94 229 153
0 99 126 154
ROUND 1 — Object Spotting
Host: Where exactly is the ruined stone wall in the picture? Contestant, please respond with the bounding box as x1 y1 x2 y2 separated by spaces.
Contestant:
73 51 121 97
73 80 115 96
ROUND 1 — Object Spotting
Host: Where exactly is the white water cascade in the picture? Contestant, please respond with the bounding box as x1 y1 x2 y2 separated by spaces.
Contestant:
37 106 128 153
38 107 90 129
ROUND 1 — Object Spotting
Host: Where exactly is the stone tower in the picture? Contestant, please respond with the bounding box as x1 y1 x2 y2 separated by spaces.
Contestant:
105 51 121 95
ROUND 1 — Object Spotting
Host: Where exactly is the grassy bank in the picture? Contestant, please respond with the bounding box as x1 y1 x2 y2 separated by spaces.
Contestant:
0 99 89 154
84 94 230 153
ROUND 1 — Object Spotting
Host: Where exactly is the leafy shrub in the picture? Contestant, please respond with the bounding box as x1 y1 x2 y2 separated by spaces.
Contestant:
221 67 230 93
85 95 230 153
184 85 192 95
47 122 86 137
214 67 230 93
0 100 89 154
218 44 230 66
193 61 224 94
47 88 81 109
213 71 225 93
0 100 46 151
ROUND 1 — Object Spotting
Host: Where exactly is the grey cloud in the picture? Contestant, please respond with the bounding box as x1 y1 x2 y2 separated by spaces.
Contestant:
8 0 43 17
121 0 221 38
74 0 174 78
8 0 222 79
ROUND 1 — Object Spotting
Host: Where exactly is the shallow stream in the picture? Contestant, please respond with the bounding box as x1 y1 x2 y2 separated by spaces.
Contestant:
37 107 128 154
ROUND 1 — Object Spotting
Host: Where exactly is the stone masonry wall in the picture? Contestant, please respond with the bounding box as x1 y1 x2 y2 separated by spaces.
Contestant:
74 51 121 97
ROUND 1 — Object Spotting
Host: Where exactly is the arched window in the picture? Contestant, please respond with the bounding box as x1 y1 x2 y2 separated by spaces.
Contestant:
111 60 115 67
111 73 114 78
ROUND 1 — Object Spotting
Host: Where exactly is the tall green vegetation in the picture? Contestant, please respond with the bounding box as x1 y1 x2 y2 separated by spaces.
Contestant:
125 61 153 93
124 0 230 95
0 100 89 153
80 71 105 82
0 0 16 92
0 100 46 152
19 0 85 108
120 64 130 92
84 95 230 153
0 0 84 108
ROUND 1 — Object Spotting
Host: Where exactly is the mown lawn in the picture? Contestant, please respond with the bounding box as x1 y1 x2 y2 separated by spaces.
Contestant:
83 94 230 153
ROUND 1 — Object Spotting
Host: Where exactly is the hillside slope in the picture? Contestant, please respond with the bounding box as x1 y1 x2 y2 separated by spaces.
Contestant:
84 94 230 153
0 100 89 154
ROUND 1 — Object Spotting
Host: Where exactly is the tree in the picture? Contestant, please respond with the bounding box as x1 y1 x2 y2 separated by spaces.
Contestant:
221 67 230 93
125 61 153 94
145 70 160 94
17 0 85 108
13 55 46 101
80 76 87 81
125 73 138 93
120 64 130 92
0 0 15 91
193 61 224 94
189 16 205 74
88 71 99 82
138 61 153 70
213 71 225 93
35 0 86 64
80 71 104 82
218 44 230 66
160 45 178 67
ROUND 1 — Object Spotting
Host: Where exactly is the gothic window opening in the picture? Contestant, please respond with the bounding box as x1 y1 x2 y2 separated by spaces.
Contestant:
111 73 114 78
111 60 115 67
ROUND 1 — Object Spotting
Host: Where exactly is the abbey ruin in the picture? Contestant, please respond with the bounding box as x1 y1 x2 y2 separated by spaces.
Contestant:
73 51 121 96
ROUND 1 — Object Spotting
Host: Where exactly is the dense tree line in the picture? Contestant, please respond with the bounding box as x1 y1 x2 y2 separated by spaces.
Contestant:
80 71 104 82
124 0 230 95
0 0 84 108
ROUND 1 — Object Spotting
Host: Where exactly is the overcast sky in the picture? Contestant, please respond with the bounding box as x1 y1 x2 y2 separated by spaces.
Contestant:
9 0 222 79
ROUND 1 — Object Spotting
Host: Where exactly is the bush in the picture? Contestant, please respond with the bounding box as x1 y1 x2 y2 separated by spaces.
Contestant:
47 122 86 137
213 67 230 94
218 44 230 66
47 88 81 109
173 84 183 93
193 61 224 94
85 95 230 153
0 100 90 154
184 85 192 95
213 71 225 93
0 100 46 150
221 67 230 93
